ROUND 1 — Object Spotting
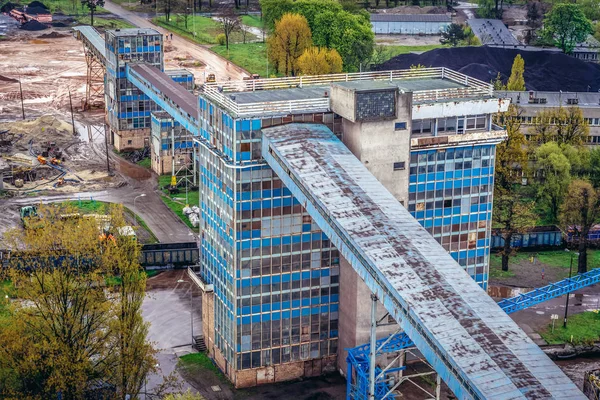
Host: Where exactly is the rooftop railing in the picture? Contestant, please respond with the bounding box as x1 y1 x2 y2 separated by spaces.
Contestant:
202 67 494 117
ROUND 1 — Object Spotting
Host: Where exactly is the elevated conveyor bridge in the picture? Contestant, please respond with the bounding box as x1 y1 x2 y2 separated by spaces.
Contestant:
73 26 107 109
126 63 200 135
261 123 585 400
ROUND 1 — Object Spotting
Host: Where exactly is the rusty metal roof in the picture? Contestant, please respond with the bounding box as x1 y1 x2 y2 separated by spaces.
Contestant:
261 123 585 400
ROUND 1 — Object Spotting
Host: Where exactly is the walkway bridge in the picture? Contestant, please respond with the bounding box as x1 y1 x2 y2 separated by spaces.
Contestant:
261 123 585 399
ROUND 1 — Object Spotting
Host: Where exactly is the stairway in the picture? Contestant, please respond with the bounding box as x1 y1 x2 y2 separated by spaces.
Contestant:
193 335 206 352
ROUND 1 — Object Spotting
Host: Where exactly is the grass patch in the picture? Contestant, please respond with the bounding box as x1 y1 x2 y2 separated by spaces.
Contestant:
241 14 264 29
211 43 270 77
105 270 162 287
137 157 151 169
490 250 600 280
179 352 229 384
75 16 135 29
540 311 600 345
153 15 255 45
158 175 199 230
489 265 516 279
63 199 107 214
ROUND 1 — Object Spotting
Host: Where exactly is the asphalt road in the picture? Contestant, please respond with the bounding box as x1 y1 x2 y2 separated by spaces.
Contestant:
103 0 249 82
1 183 195 243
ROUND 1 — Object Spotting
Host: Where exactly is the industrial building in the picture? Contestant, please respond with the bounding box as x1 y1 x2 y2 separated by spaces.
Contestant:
498 90 600 144
74 26 585 399
370 14 451 35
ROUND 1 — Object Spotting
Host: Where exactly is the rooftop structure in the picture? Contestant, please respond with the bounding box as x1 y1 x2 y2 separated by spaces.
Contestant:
202 68 494 117
370 13 451 35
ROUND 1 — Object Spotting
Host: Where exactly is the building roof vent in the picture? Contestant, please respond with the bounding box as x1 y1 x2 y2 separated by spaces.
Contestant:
567 98 579 105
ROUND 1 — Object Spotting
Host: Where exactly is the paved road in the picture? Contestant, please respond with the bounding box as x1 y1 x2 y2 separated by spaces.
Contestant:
103 0 249 82
1 184 195 243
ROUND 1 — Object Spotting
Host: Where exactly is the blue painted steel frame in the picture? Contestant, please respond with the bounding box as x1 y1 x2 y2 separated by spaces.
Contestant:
125 64 200 135
346 267 600 400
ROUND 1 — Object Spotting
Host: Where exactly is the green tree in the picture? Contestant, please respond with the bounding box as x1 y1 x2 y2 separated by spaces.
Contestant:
0 204 162 400
535 142 572 221
440 23 466 47
559 180 599 273
81 0 105 26
492 72 506 90
506 54 526 91
493 105 536 272
544 3 593 53
312 9 374 71
529 107 590 146
579 0 600 22
588 148 600 188
267 13 313 76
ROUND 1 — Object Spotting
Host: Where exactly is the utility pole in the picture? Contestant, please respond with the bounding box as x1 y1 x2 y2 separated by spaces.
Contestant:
68 87 76 136
18 78 25 120
104 125 111 173
564 251 575 328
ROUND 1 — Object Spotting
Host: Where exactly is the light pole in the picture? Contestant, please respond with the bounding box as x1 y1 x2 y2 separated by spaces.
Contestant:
564 249 578 328
133 194 146 226
177 279 194 346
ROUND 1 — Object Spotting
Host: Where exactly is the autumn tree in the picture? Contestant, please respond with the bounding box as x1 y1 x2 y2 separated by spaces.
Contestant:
165 390 206 400
559 180 599 273
440 23 465 47
529 107 589 146
535 142 572 221
544 3 593 53
268 13 312 76
216 8 240 51
506 54 525 91
81 0 105 26
0 204 162 399
297 47 343 75
493 105 536 271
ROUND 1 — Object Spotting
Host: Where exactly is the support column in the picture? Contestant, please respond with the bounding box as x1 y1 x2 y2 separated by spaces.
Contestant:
193 145 197 185
436 374 441 400
369 293 378 400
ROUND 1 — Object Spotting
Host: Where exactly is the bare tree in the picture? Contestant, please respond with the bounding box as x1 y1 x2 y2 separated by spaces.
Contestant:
217 9 240 51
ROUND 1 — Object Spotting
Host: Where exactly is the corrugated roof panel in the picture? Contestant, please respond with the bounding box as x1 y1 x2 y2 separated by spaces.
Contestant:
262 123 585 399
370 13 452 22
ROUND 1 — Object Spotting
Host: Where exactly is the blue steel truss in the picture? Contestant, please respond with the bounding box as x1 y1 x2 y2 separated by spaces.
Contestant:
346 267 600 400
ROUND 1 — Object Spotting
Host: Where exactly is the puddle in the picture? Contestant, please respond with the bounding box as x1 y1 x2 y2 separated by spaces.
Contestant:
74 121 107 144
115 158 151 180
487 285 532 299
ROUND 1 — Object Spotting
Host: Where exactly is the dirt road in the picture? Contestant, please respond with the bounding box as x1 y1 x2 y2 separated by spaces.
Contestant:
102 0 249 83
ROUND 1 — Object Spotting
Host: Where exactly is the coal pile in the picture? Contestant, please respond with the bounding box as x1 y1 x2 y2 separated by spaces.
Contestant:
23 5 49 14
376 47 600 92
38 31 67 38
0 2 18 12
20 19 49 31
28 1 48 10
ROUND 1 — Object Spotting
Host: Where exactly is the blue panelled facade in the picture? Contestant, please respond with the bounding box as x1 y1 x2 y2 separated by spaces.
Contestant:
197 98 343 375
105 29 163 148
407 144 496 288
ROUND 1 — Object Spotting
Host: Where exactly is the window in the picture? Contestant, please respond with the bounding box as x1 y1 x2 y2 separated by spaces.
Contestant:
443 199 452 208
395 122 407 130
127 140 132 145
393 161 405 170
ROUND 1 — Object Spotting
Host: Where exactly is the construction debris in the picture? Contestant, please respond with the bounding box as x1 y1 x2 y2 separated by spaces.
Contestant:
183 205 200 227
0 115 121 194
